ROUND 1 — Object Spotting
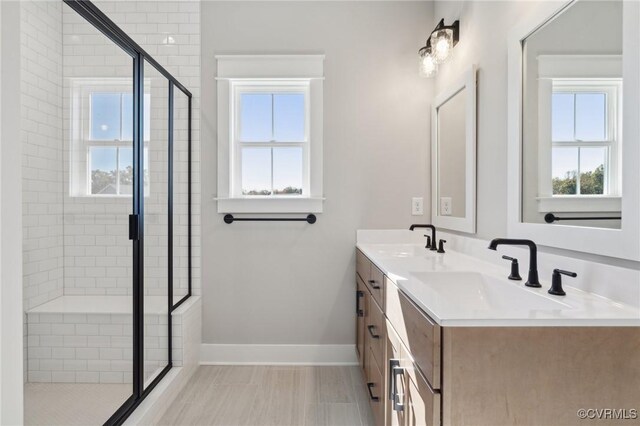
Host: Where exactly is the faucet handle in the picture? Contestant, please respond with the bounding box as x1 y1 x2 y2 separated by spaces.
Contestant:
549 269 577 296
501 256 522 281
423 235 432 249
437 239 447 253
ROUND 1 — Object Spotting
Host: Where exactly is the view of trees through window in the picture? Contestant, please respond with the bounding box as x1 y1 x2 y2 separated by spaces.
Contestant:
552 164 605 195
551 88 614 196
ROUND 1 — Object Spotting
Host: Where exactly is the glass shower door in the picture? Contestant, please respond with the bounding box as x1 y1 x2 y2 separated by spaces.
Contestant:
142 59 170 388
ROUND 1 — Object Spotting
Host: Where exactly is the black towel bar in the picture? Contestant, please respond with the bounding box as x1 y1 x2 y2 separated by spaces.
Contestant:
224 214 317 224
544 213 621 223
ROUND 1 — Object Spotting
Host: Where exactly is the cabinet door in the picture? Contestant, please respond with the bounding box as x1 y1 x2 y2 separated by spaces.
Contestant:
386 321 405 426
356 277 366 368
405 364 440 426
367 347 385 426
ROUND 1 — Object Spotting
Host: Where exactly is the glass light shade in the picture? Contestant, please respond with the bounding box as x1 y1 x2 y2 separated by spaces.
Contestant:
430 28 454 63
419 52 438 78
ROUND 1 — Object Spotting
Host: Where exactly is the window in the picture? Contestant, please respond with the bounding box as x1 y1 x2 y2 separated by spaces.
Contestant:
233 86 308 197
69 79 153 197
551 81 621 197
87 92 150 196
215 55 324 213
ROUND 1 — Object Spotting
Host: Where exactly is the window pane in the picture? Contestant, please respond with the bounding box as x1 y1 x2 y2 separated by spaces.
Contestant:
273 147 303 195
552 93 574 141
579 147 607 195
91 93 121 140
552 147 578 195
274 94 305 141
118 147 150 196
242 148 272 195
240 94 272 141
119 147 133 195
121 94 151 141
575 93 606 141
90 147 117 194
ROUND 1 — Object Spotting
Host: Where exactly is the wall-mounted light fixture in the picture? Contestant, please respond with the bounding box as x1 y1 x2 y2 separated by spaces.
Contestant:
419 19 460 78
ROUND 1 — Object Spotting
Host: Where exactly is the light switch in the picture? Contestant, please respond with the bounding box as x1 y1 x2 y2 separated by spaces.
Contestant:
441 197 452 216
412 197 424 216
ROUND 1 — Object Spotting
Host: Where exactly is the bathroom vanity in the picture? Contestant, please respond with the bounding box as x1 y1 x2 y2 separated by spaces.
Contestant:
355 234 640 426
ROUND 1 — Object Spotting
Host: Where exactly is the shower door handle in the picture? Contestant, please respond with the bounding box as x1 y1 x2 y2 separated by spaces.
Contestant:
129 214 140 241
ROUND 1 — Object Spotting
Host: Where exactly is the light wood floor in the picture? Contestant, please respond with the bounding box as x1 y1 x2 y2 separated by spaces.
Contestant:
154 366 375 426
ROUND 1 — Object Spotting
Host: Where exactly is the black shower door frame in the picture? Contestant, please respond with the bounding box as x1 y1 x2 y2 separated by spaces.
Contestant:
62 1 193 424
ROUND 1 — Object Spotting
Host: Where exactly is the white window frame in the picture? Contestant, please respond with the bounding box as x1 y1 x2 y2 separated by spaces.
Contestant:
231 82 310 198
535 55 623 213
215 55 324 214
69 79 151 198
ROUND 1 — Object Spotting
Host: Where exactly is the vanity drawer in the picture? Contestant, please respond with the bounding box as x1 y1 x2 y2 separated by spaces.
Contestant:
366 294 386 368
385 277 441 389
356 249 371 283
366 347 385 426
368 264 385 308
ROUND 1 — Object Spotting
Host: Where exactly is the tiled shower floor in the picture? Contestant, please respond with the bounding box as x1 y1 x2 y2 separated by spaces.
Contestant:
24 383 130 426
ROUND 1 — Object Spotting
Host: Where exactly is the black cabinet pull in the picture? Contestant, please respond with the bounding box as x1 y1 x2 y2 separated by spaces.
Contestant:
356 290 364 317
367 382 379 401
367 325 380 339
368 279 381 290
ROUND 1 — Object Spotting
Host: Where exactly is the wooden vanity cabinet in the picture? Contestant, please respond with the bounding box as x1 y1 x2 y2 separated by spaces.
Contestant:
357 249 387 426
356 248 640 426
355 277 366 368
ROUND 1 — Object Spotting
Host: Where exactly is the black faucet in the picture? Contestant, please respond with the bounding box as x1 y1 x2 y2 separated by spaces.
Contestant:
488 238 541 288
548 269 577 296
409 224 437 251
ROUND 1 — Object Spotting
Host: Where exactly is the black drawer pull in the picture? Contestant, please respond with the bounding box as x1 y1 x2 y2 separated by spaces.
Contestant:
367 325 380 339
367 382 379 401
368 279 381 290
356 290 364 317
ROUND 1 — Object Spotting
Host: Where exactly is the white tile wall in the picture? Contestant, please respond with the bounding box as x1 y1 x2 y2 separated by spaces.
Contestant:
27 312 168 384
21 0 64 311
26 297 198 384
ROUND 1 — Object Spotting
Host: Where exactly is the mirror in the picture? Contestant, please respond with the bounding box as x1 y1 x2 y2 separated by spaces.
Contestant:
432 65 476 234
507 0 640 260
521 0 623 229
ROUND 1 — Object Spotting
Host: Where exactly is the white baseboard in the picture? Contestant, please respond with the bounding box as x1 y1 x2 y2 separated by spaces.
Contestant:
200 344 358 366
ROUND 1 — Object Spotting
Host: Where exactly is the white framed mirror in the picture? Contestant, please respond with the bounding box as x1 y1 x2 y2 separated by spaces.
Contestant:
507 0 640 260
431 65 477 234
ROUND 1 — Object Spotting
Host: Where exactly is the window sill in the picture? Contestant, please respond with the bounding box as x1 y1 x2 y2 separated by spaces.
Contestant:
215 197 325 214
537 196 621 213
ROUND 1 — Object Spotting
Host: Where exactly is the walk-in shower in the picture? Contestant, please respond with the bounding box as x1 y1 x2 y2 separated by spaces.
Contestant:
22 1 193 424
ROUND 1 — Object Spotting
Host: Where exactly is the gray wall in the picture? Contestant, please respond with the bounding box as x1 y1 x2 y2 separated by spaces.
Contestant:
433 0 541 240
201 1 434 345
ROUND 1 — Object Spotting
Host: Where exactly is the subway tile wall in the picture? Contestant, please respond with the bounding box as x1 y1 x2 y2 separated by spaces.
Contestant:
26 307 192 384
21 0 65 311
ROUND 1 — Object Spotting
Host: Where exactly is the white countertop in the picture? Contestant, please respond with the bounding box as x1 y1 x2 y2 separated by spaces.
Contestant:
357 235 640 327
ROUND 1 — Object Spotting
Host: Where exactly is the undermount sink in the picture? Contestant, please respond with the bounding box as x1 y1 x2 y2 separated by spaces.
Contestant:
408 271 571 312
365 244 434 259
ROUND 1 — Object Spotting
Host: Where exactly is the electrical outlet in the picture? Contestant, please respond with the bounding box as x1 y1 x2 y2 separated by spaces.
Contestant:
441 197 452 216
412 197 424 216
